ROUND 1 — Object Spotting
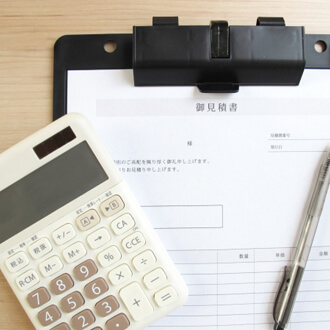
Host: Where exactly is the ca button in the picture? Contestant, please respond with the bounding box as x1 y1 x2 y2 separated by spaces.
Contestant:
111 214 135 236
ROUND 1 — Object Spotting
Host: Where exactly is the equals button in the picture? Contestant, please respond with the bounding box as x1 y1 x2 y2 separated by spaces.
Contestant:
154 286 178 307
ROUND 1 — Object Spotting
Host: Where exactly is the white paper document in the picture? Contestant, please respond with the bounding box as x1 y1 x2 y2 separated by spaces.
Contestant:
67 69 330 329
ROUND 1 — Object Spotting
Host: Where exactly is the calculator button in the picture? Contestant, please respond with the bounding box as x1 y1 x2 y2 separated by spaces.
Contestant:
108 264 132 286
122 232 146 253
29 237 53 259
105 313 130 330
60 291 85 313
144 268 167 289
111 213 135 235
76 209 100 231
39 255 63 277
6 251 29 273
97 245 122 268
154 286 178 307
27 287 51 308
16 269 39 291
84 277 108 299
51 323 70 330
53 224 76 245
100 195 124 217
132 250 157 272
119 282 154 321
63 241 87 263
73 259 98 281
71 309 95 329
38 304 61 326
95 295 119 317
87 227 111 249
50 273 74 295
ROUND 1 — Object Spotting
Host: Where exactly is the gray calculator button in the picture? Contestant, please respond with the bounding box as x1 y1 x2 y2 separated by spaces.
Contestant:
27 287 50 308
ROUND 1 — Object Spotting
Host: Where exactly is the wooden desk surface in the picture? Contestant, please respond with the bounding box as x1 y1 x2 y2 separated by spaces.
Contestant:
0 0 330 328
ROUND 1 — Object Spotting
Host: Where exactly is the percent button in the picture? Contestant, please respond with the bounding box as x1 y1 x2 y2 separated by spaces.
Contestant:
97 246 122 268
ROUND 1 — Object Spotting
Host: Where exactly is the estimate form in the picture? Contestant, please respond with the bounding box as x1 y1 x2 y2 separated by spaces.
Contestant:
67 69 330 329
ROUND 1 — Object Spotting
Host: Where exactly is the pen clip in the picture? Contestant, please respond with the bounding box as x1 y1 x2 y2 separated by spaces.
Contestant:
273 266 291 324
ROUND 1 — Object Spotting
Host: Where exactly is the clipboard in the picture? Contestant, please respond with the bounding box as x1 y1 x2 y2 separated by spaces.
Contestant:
52 17 330 330
53 16 330 119
53 33 132 120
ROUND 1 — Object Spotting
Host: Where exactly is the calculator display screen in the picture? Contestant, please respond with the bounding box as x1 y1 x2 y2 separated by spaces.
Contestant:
0 141 108 244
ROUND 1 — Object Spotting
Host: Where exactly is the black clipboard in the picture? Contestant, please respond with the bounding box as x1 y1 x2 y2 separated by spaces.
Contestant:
53 34 132 120
53 17 330 120
51 17 330 330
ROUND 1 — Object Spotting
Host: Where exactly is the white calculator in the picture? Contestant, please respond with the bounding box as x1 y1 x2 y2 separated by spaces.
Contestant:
0 113 188 330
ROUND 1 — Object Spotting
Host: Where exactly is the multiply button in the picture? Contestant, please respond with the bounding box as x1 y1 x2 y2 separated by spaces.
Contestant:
108 264 132 286
119 282 153 321
100 195 124 218
122 232 146 254
76 209 100 231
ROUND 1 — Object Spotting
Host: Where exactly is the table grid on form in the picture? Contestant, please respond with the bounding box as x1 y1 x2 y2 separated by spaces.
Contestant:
150 247 330 329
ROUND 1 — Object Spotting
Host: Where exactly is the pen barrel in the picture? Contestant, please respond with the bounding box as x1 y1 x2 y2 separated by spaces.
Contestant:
274 265 304 329
293 154 330 268
293 214 318 268
274 150 330 330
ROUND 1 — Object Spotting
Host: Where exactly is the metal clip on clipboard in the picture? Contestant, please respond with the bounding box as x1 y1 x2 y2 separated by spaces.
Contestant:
53 16 330 118
133 17 330 92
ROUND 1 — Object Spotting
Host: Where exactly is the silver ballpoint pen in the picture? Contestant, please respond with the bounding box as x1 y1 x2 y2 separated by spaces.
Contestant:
273 149 330 330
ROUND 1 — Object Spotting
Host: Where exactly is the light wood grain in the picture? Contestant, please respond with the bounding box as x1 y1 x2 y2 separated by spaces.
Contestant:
0 0 330 328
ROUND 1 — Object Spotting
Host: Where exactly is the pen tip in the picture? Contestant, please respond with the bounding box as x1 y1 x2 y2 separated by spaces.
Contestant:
274 324 284 330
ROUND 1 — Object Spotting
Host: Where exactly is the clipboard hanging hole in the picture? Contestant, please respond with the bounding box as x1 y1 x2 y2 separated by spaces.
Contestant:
314 40 327 54
104 40 117 53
